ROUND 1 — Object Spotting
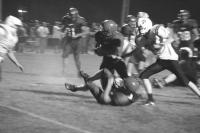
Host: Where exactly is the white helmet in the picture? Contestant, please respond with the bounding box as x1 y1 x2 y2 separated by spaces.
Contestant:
137 12 149 18
137 17 153 34
5 15 22 29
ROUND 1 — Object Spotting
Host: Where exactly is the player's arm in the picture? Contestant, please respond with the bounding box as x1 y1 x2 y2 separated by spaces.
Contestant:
72 26 90 38
72 18 90 38
7 51 24 72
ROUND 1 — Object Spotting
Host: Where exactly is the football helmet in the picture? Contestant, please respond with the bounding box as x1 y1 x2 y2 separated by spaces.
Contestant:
69 7 79 17
137 12 149 18
125 15 136 23
137 17 153 34
125 15 136 28
178 10 190 20
5 15 22 29
102 20 118 33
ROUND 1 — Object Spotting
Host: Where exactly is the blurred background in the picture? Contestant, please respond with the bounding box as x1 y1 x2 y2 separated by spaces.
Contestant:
1 0 200 25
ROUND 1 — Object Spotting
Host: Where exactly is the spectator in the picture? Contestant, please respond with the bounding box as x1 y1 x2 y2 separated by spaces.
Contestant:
36 21 50 53
16 23 28 53
52 21 63 53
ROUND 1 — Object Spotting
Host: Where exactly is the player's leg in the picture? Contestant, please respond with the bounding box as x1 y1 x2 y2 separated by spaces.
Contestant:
62 41 72 75
79 69 114 104
72 40 82 76
65 83 89 92
168 60 200 98
140 60 165 105
86 82 105 104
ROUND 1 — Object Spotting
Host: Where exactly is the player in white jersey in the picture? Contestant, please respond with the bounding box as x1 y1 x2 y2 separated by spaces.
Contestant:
136 17 200 105
0 15 24 80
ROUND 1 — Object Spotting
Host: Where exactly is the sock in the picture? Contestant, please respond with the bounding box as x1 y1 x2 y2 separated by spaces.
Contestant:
148 94 154 101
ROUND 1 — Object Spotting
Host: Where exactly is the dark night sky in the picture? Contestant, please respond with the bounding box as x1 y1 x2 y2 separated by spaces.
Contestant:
2 0 200 25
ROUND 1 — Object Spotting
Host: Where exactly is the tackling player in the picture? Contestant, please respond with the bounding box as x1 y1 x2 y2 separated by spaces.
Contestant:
65 19 140 105
65 69 140 106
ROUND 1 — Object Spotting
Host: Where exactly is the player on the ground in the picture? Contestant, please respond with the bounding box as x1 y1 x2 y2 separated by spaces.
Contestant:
65 69 140 106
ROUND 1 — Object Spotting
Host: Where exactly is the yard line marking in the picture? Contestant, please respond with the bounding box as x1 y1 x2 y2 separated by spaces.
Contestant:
1 104 93 133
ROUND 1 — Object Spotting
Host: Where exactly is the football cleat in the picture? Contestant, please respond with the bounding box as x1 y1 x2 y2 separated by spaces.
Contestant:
65 83 77 92
144 99 155 106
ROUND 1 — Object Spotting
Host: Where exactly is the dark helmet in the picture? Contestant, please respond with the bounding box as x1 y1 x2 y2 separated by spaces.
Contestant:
69 7 79 17
125 15 136 28
125 15 136 23
178 9 190 20
102 20 118 33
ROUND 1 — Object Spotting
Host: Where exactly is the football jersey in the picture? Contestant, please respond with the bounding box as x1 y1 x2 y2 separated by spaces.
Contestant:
62 15 87 39
95 31 124 56
136 24 178 60
0 24 18 55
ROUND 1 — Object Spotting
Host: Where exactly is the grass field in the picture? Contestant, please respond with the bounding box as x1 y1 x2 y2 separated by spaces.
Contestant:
0 50 200 133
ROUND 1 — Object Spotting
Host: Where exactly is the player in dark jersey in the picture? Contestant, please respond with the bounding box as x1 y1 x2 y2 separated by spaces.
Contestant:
172 10 199 57
61 7 89 76
94 20 127 78
76 20 140 103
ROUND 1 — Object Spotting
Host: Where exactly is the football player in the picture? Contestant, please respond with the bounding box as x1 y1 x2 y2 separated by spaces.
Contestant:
91 19 140 101
65 69 140 106
136 17 200 105
61 7 90 76
94 19 127 78
0 16 24 80
172 10 199 57
121 15 147 76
